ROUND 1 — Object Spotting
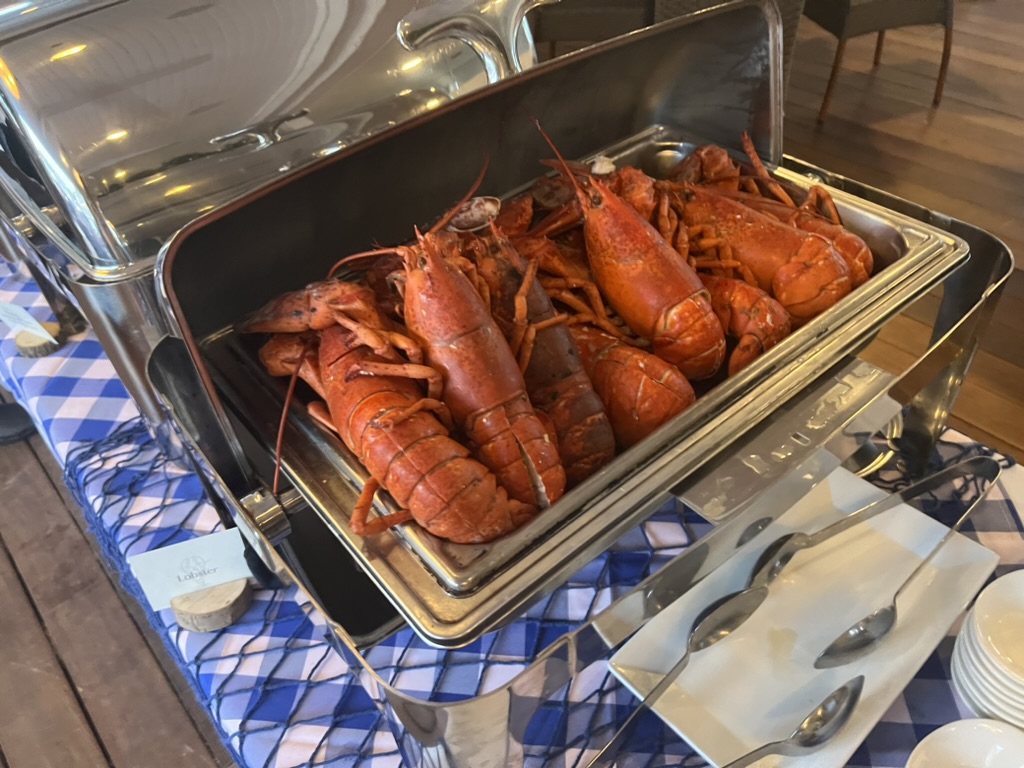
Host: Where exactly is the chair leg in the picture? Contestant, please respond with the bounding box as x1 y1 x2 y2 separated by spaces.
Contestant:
818 39 847 124
873 31 885 67
933 24 953 106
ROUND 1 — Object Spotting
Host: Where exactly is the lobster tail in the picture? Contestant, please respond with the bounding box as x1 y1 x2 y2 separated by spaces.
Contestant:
700 273 791 376
319 325 539 544
571 325 695 449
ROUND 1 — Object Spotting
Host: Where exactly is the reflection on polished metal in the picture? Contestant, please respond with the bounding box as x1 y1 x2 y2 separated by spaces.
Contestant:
399 0 560 80
241 487 300 545
675 357 898 523
841 412 903 478
8 205 63 241
209 109 312 151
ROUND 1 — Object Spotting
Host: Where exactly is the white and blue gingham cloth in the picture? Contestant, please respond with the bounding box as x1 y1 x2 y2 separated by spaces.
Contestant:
0 259 1021 768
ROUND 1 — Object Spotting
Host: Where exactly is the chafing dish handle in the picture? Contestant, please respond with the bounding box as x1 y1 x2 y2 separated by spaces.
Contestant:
0 141 81 269
398 0 559 81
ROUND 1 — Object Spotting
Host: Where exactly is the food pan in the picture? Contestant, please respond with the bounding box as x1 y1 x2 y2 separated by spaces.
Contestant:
159 0 968 648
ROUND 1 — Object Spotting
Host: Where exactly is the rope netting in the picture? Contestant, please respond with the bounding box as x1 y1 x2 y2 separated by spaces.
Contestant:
59 414 1018 768
62 416 399 767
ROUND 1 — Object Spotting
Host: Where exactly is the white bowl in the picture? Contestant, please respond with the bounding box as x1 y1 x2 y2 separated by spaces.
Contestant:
972 571 1024 685
906 718 1024 767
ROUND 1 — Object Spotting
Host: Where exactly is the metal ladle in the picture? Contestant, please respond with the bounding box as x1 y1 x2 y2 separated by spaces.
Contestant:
815 456 1001 669
720 674 865 768
585 587 770 768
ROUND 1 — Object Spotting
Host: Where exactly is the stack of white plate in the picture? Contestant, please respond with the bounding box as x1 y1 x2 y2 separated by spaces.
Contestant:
951 570 1024 726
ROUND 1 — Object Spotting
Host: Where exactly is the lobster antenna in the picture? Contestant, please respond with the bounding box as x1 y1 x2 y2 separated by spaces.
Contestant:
273 366 302 496
533 118 585 197
328 155 490 277
428 155 492 235
328 246 400 279
740 131 796 208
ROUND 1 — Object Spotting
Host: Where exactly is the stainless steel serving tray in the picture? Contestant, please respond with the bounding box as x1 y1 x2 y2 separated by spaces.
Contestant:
161 1 969 647
198 124 967 645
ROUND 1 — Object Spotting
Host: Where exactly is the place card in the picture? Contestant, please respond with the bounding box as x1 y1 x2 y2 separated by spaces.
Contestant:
0 302 57 343
127 528 252 611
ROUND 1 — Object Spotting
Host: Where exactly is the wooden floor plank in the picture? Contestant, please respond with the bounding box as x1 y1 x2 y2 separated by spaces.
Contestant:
784 0 1024 462
0 536 110 768
0 439 225 768
859 330 1024 460
26 438 237 768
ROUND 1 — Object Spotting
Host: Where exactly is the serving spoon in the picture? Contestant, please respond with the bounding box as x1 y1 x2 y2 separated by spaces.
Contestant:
747 457 997 589
585 586 770 768
719 674 865 767
671 457 992 654
815 456 1001 669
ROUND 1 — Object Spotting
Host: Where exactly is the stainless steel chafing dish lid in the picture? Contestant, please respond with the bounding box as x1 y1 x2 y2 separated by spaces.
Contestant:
0 0 539 281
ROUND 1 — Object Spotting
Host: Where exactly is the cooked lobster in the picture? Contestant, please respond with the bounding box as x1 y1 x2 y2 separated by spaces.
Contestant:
536 121 727 380
243 283 536 544
699 274 792 376
662 182 854 323
331 179 567 509
469 225 616 487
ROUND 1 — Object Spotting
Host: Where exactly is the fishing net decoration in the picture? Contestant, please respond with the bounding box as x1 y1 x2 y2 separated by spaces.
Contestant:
59 414 1019 768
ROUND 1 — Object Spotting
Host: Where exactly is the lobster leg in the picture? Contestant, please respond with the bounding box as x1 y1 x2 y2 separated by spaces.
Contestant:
352 360 444 400
307 401 336 433
741 132 797 208
371 397 453 432
510 258 541 356
802 186 842 225
350 479 415 536
517 315 568 372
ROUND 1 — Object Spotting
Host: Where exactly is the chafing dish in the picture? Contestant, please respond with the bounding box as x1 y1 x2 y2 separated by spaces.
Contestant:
152 1 1012 761
158 0 983 647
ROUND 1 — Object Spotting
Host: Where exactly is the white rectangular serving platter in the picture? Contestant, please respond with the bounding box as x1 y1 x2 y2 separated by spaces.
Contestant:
610 458 999 767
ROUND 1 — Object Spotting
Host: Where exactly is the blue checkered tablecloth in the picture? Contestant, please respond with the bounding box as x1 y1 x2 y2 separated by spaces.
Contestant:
0 258 1022 768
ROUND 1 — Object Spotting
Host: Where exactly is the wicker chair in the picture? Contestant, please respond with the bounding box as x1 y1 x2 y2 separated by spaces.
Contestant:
802 0 955 122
